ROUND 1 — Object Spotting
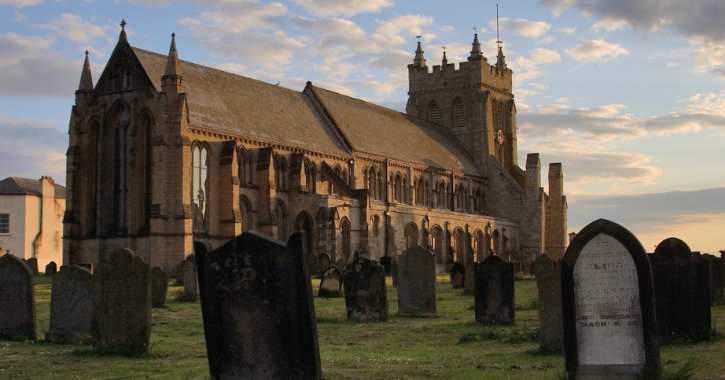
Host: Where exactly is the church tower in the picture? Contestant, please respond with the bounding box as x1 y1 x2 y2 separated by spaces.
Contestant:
406 34 516 175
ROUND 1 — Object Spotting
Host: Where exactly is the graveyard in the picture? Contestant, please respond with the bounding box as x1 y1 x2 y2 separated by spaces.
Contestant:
0 271 723 379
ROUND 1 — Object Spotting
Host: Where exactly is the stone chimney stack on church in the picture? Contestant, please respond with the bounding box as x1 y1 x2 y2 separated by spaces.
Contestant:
75 50 93 104
162 33 183 94
545 163 568 260
524 153 545 258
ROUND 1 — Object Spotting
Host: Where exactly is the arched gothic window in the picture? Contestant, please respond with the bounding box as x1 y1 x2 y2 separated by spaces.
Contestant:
275 155 287 191
368 167 378 200
192 143 209 234
452 98 465 128
239 195 252 232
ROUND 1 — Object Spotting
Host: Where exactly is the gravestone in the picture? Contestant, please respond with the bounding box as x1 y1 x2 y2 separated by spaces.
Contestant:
175 260 184 285
182 255 198 301
450 262 465 289
318 253 331 274
703 254 724 305
474 255 514 325
0 254 35 341
46 265 93 344
533 255 563 352
391 259 399 288
397 246 436 317
24 257 38 276
343 256 388 322
318 267 343 298
151 267 168 308
195 232 321 380
92 248 151 355
561 219 661 380
650 237 711 341
380 255 392 275
45 261 57 276
463 261 475 295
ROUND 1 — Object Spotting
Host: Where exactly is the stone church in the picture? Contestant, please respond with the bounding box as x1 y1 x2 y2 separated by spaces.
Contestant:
63 23 567 273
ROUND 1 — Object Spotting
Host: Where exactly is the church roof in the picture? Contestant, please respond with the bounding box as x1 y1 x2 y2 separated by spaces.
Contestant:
309 86 480 175
0 177 66 199
131 47 351 158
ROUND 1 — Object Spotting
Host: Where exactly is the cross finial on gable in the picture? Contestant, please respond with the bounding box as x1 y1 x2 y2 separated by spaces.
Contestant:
121 19 127 31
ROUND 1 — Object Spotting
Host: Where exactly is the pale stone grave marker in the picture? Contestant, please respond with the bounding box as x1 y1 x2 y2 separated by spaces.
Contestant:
46 265 93 344
0 254 35 341
474 255 514 325
343 256 388 322
534 254 563 352
397 246 436 317
318 267 343 298
195 233 321 379
92 248 151 355
562 219 660 379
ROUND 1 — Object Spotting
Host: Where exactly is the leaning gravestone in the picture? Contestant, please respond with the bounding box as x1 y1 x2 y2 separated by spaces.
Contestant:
319 267 343 298
182 255 198 301
561 219 661 380
46 265 93 344
195 232 321 379
450 262 465 289
24 257 38 276
0 254 35 341
397 246 436 317
703 254 724 305
45 261 57 276
92 248 151 355
151 267 168 308
534 254 563 352
343 256 388 322
650 237 711 341
474 255 514 325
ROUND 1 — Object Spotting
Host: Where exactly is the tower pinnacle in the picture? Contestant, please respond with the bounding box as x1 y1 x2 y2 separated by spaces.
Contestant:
78 50 93 92
412 37 426 68
442 46 448 66
468 33 482 60
162 32 183 93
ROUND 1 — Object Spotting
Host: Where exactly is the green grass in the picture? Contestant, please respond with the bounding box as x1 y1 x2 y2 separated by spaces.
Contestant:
0 275 723 379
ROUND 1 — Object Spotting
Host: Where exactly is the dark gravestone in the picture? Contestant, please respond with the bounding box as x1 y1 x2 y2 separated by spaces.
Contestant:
397 246 436 317
24 258 38 276
175 260 184 285
0 254 35 341
463 260 475 295
562 219 661 380
651 237 711 341
380 255 392 275
182 255 199 301
92 248 151 355
534 255 563 352
474 255 514 325
703 254 724 305
195 232 321 380
318 267 343 298
343 256 388 322
151 267 168 308
449 262 465 289
45 261 57 276
318 253 331 274
46 265 93 344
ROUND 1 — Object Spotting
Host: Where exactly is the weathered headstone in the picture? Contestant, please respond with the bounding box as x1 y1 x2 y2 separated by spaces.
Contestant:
651 237 711 341
46 265 93 344
534 254 563 352
703 254 724 305
450 262 465 289
0 254 35 341
463 261 475 295
151 267 168 308
318 253 331 274
45 261 57 276
397 246 436 317
474 255 514 325
562 219 661 380
92 248 151 355
318 267 343 298
182 255 198 301
175 260 184 285
24 257 38 276
343 256 388 322
195 232 321 379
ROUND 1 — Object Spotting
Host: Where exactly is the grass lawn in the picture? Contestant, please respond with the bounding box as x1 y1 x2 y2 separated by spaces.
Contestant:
0 275 723 379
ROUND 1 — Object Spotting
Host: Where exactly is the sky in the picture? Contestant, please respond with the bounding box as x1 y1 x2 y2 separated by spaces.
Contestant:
0 0 723 253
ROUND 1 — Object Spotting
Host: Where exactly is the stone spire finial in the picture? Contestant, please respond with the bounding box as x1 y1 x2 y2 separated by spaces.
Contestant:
496 45 507 70
468 33 482 60
119 19 127 42
78 50 93 92
165 32 179 77
412 37 426 68
442 46 448 66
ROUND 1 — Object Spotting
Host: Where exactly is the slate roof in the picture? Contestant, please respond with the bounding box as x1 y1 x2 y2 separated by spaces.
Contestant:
0 177 66 198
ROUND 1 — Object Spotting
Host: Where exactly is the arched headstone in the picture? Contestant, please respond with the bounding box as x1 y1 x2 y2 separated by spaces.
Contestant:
45 261 58 276
0 254 35 341
46 265 93 344
318 267 343 298
474 255 514 325
397 246 436 317
151 267 168 308
343 256 388 322
562 219 660 379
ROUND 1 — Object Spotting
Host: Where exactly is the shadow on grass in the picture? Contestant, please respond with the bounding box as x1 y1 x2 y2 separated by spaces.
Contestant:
457 326 538 345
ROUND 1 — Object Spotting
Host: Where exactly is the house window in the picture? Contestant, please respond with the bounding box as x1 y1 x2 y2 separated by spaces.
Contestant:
0 214 8 233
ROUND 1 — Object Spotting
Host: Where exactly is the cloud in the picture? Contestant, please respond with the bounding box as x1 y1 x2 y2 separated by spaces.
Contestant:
592 17 628 32
0 113 67 183
0 0 43 7
529 48 560 64
0 32 80 96
565 38 629 62
494 18 551 39
39 13 110 45
292 0 392 17
556 26 576 34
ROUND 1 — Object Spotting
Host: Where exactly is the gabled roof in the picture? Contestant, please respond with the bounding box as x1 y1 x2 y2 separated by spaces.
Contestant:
308 86 480 176
0 177 66 198
130 47 351 158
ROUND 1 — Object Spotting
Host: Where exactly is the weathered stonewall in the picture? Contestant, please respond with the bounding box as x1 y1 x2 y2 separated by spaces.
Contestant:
474 255 514 325
397 246 436 317
151 267 168 308
182 255 198 301
24 257 38 276
562 219 661 380
0 254 36 341
534 255 563 352
318 267 343 298
450 262 465 289
651 237 711 341
46 265 93 344
703 254 724 305
92 248 151 355
195 232 321 380
343 256 388 322
45 261 57 276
